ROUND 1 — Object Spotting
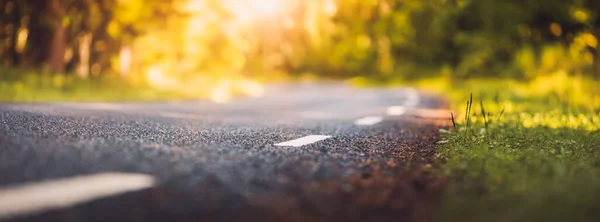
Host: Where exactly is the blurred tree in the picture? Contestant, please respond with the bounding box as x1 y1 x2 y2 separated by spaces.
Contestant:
0 0 21 66
1 0 599 81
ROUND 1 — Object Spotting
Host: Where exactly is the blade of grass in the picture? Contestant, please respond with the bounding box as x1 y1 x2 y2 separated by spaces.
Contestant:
451 112 457 131
496 105 506 122
465 100 470 125
480 100 488 130
467 93 473 128
464 100 470 137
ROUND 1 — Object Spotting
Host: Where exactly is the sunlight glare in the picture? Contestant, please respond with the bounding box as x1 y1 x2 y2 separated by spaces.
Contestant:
225 0 253 24
187 17 207 35
184 0 205 13
16 29 28 53
251 0 281 16
210 81 233 103
323 0 337 16
119 46 132 75
225 0 284 23
146 66 177 89
239 80 264 98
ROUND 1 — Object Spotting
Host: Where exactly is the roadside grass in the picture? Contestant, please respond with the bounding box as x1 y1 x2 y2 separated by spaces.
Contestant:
0 68 269 102
414 74 600 221
0 68 192 102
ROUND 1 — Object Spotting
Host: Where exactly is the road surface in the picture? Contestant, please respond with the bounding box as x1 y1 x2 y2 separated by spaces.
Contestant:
0 83 451 222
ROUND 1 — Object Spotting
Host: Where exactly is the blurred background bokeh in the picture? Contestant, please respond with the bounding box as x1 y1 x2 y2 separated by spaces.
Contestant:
1 0 599 102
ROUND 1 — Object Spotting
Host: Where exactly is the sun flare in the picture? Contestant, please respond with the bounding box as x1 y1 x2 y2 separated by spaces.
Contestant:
251 0 282 17
223 0 285 23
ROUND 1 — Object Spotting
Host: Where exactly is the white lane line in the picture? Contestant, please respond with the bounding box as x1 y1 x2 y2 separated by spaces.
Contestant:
275 135 332 147
387 106 407 116
0 172 156 220
354 116 383 126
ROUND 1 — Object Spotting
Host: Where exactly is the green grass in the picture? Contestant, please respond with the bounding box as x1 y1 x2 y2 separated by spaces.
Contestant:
419 75 600 222
0 68 274 102
0 68 200 102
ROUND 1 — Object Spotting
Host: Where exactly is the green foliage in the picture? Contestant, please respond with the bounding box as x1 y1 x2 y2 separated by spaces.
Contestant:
1 0 599 100
3 0 599 78
440 123 600 222
299 0 600 79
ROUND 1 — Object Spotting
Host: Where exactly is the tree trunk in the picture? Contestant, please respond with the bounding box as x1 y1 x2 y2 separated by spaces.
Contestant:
47 0 66 73
595 52 600 81
594 29 600 80
9 0 21 66
25 1 48 67
1 0 21 66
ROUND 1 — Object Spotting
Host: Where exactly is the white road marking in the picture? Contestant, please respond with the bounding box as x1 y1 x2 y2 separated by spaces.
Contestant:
275 135 332 147
0 172 156 220
387 106 407 116
354 116 383 126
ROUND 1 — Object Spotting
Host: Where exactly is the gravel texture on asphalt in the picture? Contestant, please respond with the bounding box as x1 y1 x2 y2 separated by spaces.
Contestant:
0 83 450 222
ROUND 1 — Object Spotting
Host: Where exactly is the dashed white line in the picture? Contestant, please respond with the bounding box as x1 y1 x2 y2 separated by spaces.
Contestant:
275 135 332 147
354 116 383 126
386 106 407 116
0 172 156 220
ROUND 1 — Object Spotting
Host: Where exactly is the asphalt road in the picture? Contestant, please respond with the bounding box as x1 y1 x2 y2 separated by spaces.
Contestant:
0 83 451 222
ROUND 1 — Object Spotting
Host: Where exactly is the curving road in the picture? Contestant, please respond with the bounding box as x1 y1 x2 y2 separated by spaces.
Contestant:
0 83 451 222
